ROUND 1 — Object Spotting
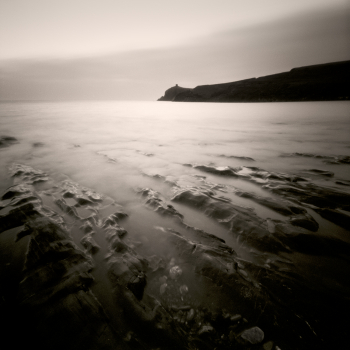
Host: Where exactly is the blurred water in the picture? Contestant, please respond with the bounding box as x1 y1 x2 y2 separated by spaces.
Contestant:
1 101 349 190
1 100 349 237
1 100 350 322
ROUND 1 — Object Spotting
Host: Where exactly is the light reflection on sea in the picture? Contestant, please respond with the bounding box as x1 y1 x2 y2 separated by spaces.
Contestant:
1 100 350 269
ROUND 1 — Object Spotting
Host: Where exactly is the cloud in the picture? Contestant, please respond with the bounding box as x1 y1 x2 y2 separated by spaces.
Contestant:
0 6 349 100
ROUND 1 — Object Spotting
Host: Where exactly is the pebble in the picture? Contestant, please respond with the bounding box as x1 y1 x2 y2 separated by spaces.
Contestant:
230 314 242 323
187 308 195 321
198 325 214 335
263 341 274 350
159 275 167 284
169 265 182 279
241 326 264 344
160 283 167 295
179 284 188 294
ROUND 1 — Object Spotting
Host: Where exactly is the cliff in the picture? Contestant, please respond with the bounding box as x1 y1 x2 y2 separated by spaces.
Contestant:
158 61 350 102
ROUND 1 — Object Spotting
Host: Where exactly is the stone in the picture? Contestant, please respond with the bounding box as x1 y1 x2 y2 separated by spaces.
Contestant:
169 265 182 280
80 234 100 254
241 326 264 344
0 135 18 147
198 325 214 335
179 285 188 294
263 340 274 350
187 309 195 321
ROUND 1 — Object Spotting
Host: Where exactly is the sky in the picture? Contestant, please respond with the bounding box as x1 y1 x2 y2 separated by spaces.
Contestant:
0 0 349 101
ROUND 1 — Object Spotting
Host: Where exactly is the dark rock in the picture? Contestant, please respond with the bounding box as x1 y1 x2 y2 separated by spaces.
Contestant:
80 234 100 254
240 326 264 344
236 190 305 216
9 163 49 184
107 252 147 300
193 164 239 177
55 198 80 218
80 221 94 233
304 169 334 177
0 203 41 233
264 182 350 211
289 213 319 232
102 211 128 227
217 154 255 161
315 208 350 230
0 135 18 147
138 188 184 220
282 152 350 165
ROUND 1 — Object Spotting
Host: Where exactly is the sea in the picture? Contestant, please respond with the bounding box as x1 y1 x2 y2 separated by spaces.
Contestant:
1 100 350 338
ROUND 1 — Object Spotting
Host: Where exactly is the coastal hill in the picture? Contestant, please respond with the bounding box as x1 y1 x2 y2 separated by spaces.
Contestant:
157 84 192 101
158 61 350 102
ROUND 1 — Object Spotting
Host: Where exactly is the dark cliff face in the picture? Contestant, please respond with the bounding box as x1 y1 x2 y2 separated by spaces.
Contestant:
158 61 350 102
158 85 192 101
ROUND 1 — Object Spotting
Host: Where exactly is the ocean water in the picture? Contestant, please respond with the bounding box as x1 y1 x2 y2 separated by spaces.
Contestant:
1 100 349 241
1 101 350 330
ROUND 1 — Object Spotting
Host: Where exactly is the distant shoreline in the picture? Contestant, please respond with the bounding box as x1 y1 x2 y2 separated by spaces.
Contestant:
158 60 350 103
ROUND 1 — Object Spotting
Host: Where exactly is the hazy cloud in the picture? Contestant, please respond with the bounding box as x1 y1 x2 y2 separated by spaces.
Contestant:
1 6 349 101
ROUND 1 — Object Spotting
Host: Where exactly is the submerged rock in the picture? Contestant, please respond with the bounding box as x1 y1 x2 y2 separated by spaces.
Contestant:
281 152 350 165
315 208 350 230
80 234 100 254
138 188 184 220
169 265 182 280
0 135 18 147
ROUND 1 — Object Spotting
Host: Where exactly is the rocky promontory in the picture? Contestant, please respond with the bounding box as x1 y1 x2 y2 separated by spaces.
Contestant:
158 84 192 101
158 61 350 102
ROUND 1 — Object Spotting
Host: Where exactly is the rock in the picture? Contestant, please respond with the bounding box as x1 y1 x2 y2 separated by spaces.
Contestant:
304 169 334 177
138 188 184 220
315 208 350 230
9 163 49 184
1 184 33 200
198 325 214 335
0 202 41 233
282 152 350 165
147 255 165 272
241 326 264 344
159 275 167 284
217 154 255 161
230 314 242 323
236 190 305 216
263 340 274 350
193 165 239 177
0 135 18 147
160 283 167 295
80 234 100 254
179 285 188 294
289 213 319 232
169 265 182 280
80 221 94 233
107 252 147 300
187 309 195 321
102 211 128 227
105 225 128 239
